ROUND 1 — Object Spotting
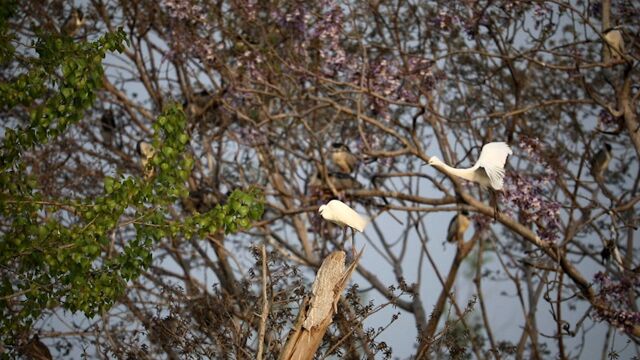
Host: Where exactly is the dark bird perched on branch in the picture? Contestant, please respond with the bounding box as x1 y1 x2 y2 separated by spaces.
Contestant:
137 141 155 178
181 188 219 214
19 334 52 360
310 171 363 192
61 8 84 36
446 210 470 243
183 89 220 118
429 142 512 219
590 143 612 180
603 26 625 61
100 109 118 147
330 143 358 173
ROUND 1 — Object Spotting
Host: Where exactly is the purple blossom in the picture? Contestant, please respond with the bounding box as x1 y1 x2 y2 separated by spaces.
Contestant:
518 136 542 161
597 110 621 131
238 0 258 21
407 57 433 76
471 213 493 231
404 57 445 95
163 0 207 24
502 173 561 242
360 58 412 115
271 5 308 36
162 0 222 66
311 3 347 71
593 272 640 333
432 9 458 30
236 126 268 147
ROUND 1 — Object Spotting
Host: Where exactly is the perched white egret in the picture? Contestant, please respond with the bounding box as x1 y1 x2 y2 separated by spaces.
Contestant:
603 26 625 61
137 141 156 178
319 200 367 232
330 143 358 173
446 210 470 243
319 200 367 254
590 143 612 180
61 8 84 36
428 142 513 190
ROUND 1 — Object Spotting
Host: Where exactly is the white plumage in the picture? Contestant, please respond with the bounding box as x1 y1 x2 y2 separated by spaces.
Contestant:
428 142 513 190
318 200 367 232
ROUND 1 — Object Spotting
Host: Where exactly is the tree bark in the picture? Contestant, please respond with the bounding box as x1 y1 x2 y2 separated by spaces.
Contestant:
279 250 363 360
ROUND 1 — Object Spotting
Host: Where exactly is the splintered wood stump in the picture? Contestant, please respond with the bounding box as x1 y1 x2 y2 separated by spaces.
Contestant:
279 250 363 360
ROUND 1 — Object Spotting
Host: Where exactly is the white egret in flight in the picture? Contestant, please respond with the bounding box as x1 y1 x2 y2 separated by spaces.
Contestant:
428 142 512 190
428 142 512 218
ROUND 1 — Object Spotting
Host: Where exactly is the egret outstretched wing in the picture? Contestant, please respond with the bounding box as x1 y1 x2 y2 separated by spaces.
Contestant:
474 142 512 190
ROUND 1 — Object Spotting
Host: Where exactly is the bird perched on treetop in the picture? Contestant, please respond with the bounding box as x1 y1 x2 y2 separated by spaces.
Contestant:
61 8 84 37
446 210 470 243
319 199 367 233
428 142 513 190
319 199 368 254
330 143 358 173
603 26 625 61
590 143 612 180
601 240 624 271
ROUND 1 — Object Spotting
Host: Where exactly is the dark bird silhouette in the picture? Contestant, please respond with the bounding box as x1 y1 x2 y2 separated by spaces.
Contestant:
590 143 612 180
19 334 52 360
310 171 363 192
61 8 84 36
446 210 470 243
330 143 358 173
100 109 116 146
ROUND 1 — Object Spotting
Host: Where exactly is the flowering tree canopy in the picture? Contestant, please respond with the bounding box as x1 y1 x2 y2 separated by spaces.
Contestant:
1 0 639 358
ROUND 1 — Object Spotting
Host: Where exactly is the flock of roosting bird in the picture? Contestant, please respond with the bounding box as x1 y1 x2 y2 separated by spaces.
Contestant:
317 140 614 251
317 141 514 252
117 17 625 254
133 135 614 254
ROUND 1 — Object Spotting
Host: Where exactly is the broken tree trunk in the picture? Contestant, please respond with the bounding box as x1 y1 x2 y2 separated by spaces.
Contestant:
279 249 363 360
